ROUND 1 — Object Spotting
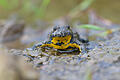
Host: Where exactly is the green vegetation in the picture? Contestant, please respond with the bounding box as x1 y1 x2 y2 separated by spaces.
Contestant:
69 0 95 17
0 0 51 20
0 0 95 21
77 24 105 30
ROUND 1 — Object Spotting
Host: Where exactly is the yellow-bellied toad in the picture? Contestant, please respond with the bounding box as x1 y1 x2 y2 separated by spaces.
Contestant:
32 25 88 54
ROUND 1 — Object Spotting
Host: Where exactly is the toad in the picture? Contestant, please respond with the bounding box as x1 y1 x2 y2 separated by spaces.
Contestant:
32 25 88 54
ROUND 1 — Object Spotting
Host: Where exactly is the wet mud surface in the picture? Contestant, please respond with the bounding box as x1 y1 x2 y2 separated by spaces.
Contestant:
4 29 119 80
0 18 120 80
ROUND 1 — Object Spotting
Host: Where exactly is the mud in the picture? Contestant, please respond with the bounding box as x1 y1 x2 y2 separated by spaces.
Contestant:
0 23 120 80
9 29 120 80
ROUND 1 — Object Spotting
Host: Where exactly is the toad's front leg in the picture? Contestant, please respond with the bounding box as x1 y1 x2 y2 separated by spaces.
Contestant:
74 32 89 43
32 41 52 50
67 43 81 52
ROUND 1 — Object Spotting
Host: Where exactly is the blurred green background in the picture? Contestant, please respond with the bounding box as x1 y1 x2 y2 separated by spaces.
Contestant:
0 0 120 23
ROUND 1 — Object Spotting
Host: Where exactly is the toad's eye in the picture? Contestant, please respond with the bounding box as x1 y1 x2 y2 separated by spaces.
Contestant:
53 26 57 31
66 25 70 29
53 27 57 31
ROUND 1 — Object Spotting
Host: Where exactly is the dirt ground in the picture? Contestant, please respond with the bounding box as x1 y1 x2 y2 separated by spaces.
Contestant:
0 28 119 80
